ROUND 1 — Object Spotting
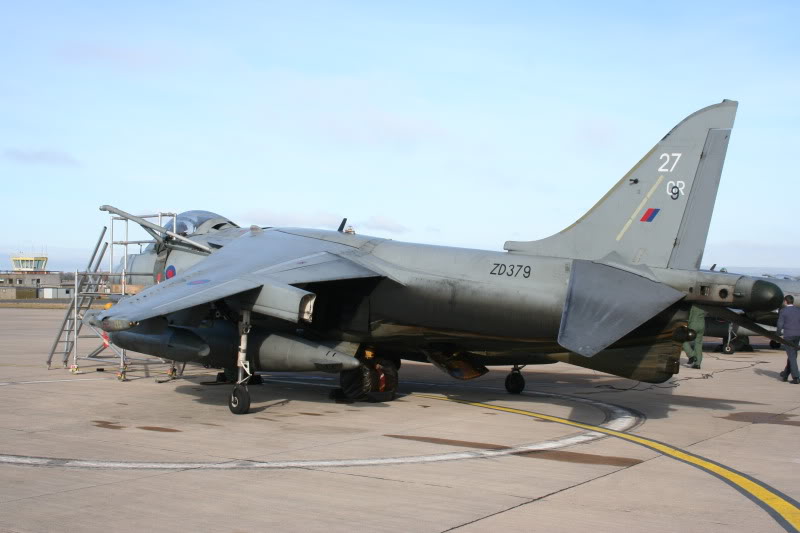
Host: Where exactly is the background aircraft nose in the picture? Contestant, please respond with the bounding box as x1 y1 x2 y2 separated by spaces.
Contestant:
744 279 784 311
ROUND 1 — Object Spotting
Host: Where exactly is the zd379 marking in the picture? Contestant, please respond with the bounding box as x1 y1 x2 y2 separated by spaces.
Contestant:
490 264 531 278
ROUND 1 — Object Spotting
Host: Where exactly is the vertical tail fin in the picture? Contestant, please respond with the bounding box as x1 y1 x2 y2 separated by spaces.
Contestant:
504 100 737 270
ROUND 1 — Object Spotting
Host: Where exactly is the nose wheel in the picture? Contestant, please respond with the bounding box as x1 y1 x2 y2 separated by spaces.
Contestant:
229 385 251 414
505 366 525 394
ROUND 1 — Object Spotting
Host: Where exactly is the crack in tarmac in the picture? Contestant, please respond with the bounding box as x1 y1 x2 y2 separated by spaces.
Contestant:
438 462 644 532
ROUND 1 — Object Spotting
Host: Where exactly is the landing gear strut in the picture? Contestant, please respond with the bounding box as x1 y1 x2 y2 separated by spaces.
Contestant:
505 365 525 394
229 310 253 414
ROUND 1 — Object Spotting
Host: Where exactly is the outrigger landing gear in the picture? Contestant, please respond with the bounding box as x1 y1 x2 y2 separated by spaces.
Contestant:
229 310 253 415
721 343 735 355
505 365 525 394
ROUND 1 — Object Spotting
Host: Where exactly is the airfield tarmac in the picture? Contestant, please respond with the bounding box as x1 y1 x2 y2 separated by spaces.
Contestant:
0 308 798 533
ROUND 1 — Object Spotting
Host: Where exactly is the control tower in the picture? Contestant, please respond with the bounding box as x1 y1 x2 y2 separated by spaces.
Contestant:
2 255 60 290
11 256 48 271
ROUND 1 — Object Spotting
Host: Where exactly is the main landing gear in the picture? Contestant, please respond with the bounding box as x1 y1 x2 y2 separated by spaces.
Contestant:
505 365 525 394
339 353 399 402
229 310 253 414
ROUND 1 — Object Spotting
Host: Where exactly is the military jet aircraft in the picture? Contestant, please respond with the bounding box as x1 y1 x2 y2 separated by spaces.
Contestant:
93 100 793 414
703 275 800 353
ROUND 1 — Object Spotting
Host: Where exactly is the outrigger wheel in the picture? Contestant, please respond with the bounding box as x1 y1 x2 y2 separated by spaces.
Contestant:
229 385 251 414
340 358 399 402
505 367 525 394
722 343 735 355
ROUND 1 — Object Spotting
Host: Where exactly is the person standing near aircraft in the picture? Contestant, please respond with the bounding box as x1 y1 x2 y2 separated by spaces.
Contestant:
777 295 800 384
683 306 706 369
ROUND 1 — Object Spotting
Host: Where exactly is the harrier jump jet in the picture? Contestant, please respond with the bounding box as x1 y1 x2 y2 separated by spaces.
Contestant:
704 275 800 353
93 100 790 414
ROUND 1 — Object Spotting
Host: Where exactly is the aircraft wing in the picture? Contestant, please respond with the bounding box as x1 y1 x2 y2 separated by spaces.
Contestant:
96 229 384 331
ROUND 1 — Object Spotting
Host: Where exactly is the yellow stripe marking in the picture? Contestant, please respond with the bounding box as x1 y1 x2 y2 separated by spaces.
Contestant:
616 175 665 241
414 393 800 532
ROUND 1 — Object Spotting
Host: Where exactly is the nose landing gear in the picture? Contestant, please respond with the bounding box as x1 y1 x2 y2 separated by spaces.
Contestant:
505 365 526 394
229 310 253 415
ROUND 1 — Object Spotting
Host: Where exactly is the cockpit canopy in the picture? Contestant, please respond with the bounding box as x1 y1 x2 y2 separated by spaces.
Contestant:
164 210 239 236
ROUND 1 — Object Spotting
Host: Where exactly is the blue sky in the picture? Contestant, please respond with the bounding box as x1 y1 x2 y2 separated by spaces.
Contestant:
1 1 798 271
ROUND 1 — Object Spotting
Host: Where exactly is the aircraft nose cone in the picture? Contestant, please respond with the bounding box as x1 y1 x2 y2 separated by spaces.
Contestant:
750 280 784 311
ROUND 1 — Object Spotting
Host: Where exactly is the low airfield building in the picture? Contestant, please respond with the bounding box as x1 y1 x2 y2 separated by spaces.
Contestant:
0 255 72 300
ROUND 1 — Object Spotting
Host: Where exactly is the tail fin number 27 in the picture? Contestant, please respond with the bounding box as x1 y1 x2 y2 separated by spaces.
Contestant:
658 152 682 172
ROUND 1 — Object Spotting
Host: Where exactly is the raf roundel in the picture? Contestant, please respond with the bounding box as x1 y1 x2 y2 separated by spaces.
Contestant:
165 265 177 279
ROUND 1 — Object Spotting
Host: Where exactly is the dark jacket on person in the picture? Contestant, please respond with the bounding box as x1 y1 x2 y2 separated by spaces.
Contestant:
777 305 800 337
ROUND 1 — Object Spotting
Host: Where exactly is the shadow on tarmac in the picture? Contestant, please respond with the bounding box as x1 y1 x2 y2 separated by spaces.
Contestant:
172 374 392 413
164 365 769 423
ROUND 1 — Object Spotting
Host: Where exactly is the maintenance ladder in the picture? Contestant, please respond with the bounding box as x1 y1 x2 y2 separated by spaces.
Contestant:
45 228 124 372
46 211 178 380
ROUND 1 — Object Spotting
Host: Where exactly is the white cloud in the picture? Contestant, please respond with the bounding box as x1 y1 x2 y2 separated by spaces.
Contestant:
56 41 182 71
4 149 80 167
237 209 344 229
360 215 409 234
235 209 411 235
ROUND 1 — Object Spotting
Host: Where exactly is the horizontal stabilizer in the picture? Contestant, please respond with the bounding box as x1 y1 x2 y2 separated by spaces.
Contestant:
558 260 685 357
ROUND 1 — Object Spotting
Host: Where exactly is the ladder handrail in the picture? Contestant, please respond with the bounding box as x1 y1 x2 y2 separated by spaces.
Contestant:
46 227 107 367
47 210 177 375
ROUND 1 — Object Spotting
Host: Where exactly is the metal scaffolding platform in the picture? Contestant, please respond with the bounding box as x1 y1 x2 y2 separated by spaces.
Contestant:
46 211 178 380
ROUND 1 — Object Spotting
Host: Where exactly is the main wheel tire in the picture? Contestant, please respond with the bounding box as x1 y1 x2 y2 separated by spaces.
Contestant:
366 359 399 402
340 365 373 401
770 340 782 350
229 386 251 414
505 371 525 394
340 359 400 402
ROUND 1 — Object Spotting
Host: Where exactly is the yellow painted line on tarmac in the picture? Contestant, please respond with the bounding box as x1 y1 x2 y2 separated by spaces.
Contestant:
414 393 800 533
